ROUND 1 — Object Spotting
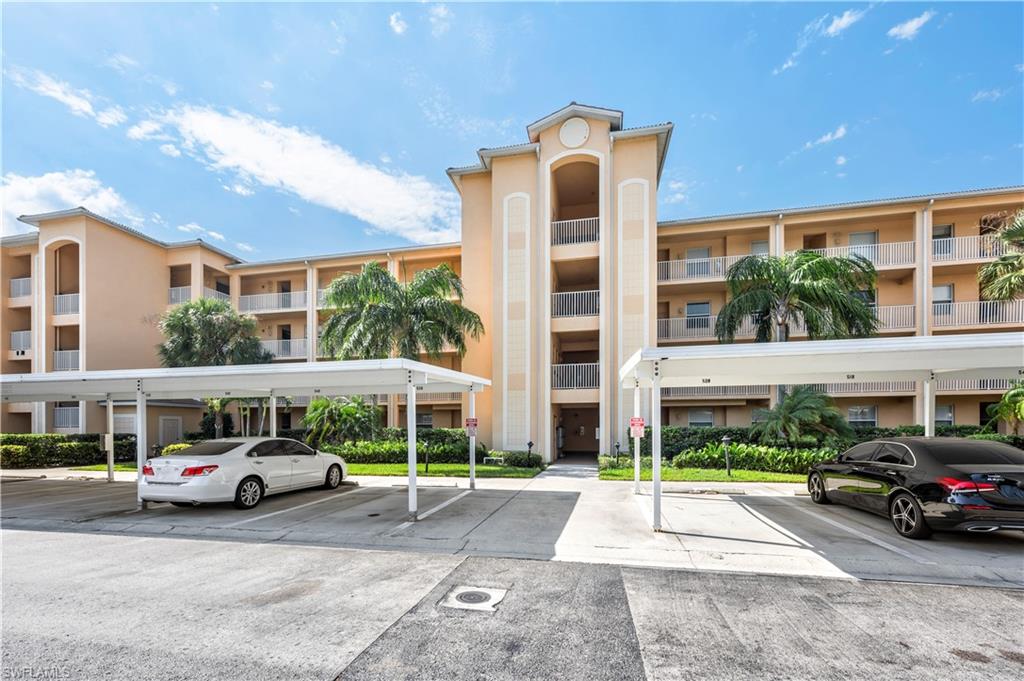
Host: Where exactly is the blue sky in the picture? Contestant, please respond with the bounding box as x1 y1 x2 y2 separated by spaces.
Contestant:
3 2 1022 260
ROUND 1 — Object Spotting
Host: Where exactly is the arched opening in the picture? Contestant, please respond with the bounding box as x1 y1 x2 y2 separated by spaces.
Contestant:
551 158 599 224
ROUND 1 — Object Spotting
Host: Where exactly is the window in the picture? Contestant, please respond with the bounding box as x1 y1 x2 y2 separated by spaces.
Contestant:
281 440 314 456
849 231 879 261
280 412 292 430
843 442 879 462
166 442 244 457
848 406 877 428
932 224 954 258
873 443 910 466
936 404 954 427
250 441 285 457
685 301 711 329
685 247 711 277
932 224 953 239
933 284 953 317
750 240 769 256
416 412 434 428
688 408 714 428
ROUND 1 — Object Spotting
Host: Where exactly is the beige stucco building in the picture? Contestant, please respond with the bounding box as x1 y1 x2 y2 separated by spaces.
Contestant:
2 103 1022 460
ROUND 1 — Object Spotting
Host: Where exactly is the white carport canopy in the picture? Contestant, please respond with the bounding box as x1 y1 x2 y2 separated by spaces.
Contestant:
1 359 490 518
619 332 1024 531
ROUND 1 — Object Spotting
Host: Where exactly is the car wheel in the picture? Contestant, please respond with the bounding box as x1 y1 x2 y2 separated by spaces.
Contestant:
889 493 932 539
170 502 193 508
323 464 343 490
808 472 831 505
234 476 264 510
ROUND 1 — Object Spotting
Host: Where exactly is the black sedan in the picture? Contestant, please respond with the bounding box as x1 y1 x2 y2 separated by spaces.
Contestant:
807 437 1024 539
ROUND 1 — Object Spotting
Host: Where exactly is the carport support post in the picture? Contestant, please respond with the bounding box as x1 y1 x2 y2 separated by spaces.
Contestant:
923 375 935 437
269 393 277 437
468 389 476 491
632 381 641 495
135 382 148 510
651 368 662 532
105 395 115 482
406 379 418 521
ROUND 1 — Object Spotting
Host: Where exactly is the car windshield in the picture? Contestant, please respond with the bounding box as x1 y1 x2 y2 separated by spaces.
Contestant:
164 442 242 456
926 441 1024 466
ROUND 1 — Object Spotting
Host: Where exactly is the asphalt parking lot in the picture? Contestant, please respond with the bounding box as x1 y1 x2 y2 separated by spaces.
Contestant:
1 470 1022 588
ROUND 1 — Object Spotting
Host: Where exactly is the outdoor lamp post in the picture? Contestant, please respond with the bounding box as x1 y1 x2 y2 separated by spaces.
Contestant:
527 441 534 456
721 435 732 477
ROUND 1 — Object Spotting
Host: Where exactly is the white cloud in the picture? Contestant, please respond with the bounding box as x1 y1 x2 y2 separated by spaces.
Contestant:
137 105 459 243
177 222 226 242
161 81 179 96
807 123 848 148
389 12 408 35
825 9 866 37
1 169 142 235
150 212 165 225
159 143 182 157
972 89 1005 103
287 207 301 216
105 53 139 73
663 180 691 205
690 112 718 122
259 80 275 91
887 10 935 41
417 86 517 141
7 66 126 128
428 4 452 37
836 155 848 166
222 182 255 197
235 241 255 253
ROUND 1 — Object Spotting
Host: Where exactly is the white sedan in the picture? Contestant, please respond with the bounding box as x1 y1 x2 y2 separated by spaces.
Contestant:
140 437 348 509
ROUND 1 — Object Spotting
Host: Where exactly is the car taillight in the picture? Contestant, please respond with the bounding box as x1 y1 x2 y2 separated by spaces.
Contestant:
181 465 219 477
937 476 997 493
142 464 154 476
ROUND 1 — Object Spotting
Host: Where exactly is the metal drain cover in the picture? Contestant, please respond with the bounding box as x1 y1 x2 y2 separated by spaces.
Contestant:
441 586 507 612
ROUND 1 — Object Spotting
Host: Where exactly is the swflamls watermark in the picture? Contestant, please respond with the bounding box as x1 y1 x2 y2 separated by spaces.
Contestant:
1 666 72 680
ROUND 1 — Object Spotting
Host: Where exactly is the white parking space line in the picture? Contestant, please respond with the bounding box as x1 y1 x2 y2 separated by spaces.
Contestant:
391 490 472 533
224 489 368 528
769 494 936 565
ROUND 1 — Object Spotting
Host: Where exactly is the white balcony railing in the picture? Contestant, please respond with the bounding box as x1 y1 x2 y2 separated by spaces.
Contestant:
399 391 462 403
937 379 1012 393
113 414 137 433
168 286 191 305
552 363 599 390
238 290 307 313
53 350 80 371
662 385 771 398
53 293 79 315
10 277 31 298
813 381 917 395
552 217 600 245
932 235 1006 263
658 254 750 283
260 338 308 359
794 242 916 268
10 330 31 351
203 287 230 302
317 289 328 307
53 406 80 429
874 304 916 330
932 300 1024 328
658 314 760 341
552 290 600 317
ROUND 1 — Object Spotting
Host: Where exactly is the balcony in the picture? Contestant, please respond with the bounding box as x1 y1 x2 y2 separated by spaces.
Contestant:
793 242 916 268
662 385 771 399
812 381 917 396
238 290 307 314
259 338 308 359
937 378 1011 393
932 235 1006 264
10 277 31 299
658 315 758 342
552 363 599 390
790 304 918 337
203 287 230 302
552 217 600 245
658 254 749 284
53 350 80 371
53 293 80 316
398 391 462 403
168 286 191 305
317 289 328 308
552 290 599 317
10 330 31 352
53 406 80 430
932 300 1024 329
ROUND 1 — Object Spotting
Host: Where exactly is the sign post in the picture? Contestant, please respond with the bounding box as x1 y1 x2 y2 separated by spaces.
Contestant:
629 416 645 495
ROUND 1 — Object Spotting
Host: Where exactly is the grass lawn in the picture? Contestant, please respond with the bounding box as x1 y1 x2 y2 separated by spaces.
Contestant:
599 467 806 483
71 463 138 472
347 463 542 478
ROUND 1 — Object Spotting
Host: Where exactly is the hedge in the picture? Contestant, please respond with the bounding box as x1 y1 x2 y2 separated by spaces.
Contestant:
0 440 105 468
322 439 487 464
672 443 837 475
0 433 138 466
487 451 544 468
0 445 32 468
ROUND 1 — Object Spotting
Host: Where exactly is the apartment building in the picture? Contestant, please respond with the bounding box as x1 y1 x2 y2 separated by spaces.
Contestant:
2 103 1022 460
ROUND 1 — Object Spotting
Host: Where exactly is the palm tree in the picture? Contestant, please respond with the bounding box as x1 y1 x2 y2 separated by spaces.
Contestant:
303 396 379 447
320 261 483 360
978 209 1024 301
985 382 1024 434
715 251 879 343
750 386 854 446
158 298 273 367
158 298 272 438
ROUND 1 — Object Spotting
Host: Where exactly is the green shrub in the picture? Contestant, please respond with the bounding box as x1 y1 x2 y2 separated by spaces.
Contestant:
967 433 1024 449
0 434 65 464
671 443 836 474
489 451 543 468
322 439 487 464
55 441 104 466
0 444 34 468
161 442 194 456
